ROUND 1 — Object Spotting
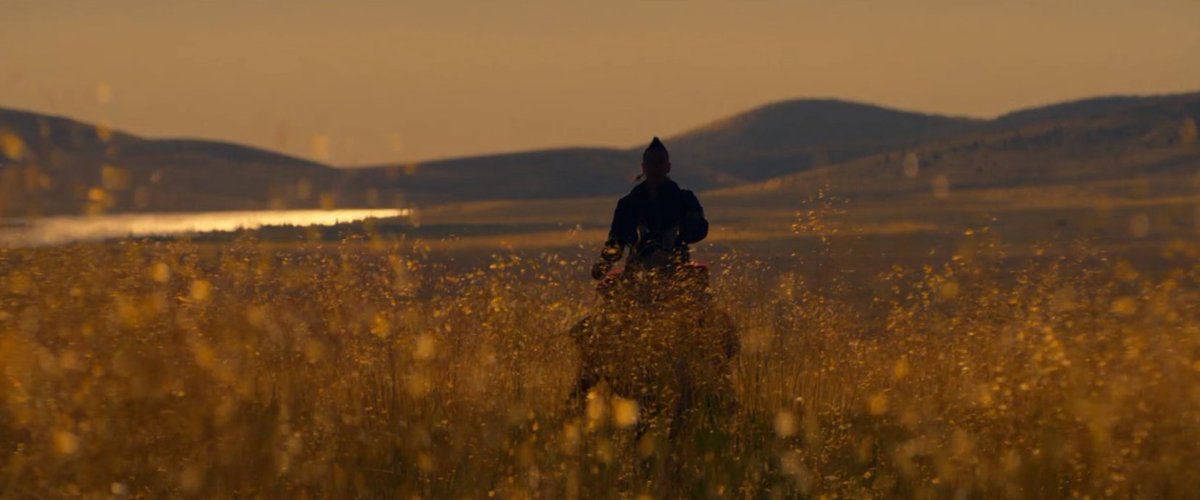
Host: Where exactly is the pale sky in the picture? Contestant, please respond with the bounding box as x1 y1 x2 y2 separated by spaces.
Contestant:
4 1 1199 165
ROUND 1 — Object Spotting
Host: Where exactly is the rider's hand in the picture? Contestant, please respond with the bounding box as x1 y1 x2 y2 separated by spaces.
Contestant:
591 260 611 280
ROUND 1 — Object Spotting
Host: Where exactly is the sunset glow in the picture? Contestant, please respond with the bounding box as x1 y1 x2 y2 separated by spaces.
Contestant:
5 1 1198 164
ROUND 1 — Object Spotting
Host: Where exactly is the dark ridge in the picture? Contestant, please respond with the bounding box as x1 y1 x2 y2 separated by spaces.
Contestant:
673 98 979 146
663 98 983 181
0 106 139 153
118 139 331 169
5 91 1199 214
347 147 646 204
993 92 1200 128
400 146 625 167
995 96 1150 127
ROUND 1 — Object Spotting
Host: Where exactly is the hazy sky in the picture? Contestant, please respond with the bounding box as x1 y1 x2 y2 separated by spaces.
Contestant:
4 1 1199 165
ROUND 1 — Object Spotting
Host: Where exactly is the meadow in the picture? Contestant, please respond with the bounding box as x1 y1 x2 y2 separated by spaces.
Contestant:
2 208 1200 498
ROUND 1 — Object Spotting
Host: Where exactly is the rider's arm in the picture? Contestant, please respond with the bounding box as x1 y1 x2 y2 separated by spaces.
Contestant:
606 197 638 252
593 198 636 279
679 191 708 244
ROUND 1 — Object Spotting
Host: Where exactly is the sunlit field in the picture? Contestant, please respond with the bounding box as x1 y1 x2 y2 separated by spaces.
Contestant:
8 1 1200 497
3 208 1199 499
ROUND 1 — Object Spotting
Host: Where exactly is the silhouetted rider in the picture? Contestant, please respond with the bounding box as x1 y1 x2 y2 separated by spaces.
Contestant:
592 137 708 279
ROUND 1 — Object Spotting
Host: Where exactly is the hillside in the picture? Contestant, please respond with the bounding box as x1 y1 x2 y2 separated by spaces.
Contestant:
694 91 1200 251
350 99 981 205
3 92 1198 217
665 99 982 181
341 148 665 207
708 92 1200 203
0 107 342 215
399 92 1200 259
993 95 1154 128
350 96 1184 207
0 107 140 159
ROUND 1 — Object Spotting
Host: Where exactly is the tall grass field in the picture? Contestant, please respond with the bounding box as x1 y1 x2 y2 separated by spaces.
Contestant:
2 218 1199 498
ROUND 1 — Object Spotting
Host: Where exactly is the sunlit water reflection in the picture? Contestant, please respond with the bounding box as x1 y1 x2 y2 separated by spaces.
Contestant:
0 209 411 246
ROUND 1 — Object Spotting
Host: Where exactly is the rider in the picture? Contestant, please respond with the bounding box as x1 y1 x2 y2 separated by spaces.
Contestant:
591 137 709 279
573 138 733 428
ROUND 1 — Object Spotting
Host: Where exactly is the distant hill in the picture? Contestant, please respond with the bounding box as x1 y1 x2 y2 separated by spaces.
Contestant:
0 107 341 215
347 95 1193 207
698 91 1200 245
666 99 982 181
0 107 139 159
993 95 1155 128
2 92 1198 216
343 148 653 207
405 92 1200 255
349 99 981 205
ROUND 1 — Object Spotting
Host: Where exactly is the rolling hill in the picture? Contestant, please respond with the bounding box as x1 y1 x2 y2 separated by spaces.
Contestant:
665 98 981 181
399 91 1200 259
692 91 1200 253
2 91 1197 217
0 107 341 215
348 99 983 205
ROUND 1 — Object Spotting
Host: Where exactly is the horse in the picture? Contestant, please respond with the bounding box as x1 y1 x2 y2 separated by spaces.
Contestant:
568 260 739 439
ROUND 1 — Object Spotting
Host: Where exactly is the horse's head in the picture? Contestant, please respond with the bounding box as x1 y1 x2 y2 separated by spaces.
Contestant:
630 224 681 270
595 261 710 307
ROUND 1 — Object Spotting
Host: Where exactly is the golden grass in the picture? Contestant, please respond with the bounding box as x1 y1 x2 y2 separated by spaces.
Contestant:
2 227 1199 498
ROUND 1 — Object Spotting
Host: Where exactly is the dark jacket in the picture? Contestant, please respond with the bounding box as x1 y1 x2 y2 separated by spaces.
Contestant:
605 178 708 263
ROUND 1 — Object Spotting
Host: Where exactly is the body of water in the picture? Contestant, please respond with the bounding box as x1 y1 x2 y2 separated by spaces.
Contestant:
0 209 412 246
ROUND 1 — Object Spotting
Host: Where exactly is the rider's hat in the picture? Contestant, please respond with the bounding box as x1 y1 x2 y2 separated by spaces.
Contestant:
642 136 669 164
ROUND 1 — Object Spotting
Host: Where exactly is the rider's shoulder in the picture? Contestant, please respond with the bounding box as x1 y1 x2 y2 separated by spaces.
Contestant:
678 187 702 203
620 182 647 202
665 179 696 197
